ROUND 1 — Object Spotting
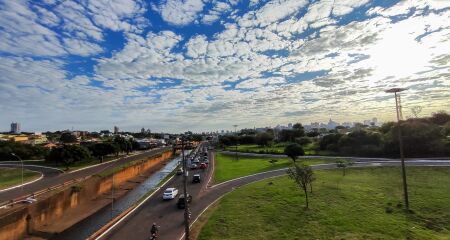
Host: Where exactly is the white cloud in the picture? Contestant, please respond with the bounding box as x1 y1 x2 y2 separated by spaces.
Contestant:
153 0 205 26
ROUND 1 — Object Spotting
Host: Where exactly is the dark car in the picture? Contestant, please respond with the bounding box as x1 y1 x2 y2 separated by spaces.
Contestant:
177 194 192 209
192 174 201 183
176 168 183 175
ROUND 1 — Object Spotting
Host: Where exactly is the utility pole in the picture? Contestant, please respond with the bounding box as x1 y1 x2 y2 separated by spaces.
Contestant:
233 125 238 161
182 136 190 240
385 88 409 210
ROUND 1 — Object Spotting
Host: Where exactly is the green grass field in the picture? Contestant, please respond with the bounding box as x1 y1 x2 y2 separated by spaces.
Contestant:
200 167 450 240
213 153 326 183
0 167 41 190
224 143 333 155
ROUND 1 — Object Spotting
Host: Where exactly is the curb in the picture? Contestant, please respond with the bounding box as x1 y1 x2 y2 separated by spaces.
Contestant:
89 174 176 240
0 170 44 193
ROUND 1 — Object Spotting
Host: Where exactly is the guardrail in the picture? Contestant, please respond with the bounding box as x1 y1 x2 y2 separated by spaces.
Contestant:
0 146 176 210
0 175 92 210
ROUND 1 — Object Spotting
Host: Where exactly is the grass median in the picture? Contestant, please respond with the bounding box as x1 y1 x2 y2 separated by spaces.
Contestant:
200 167 450 240
213 152 326 183
0 167 41 190
224 143 333 155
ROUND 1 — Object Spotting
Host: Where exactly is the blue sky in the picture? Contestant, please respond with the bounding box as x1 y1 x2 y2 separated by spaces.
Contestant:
0 0 449 133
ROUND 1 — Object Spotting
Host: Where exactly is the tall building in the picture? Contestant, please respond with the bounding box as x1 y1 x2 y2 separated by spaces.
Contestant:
10 122 20 134
114 126 119 134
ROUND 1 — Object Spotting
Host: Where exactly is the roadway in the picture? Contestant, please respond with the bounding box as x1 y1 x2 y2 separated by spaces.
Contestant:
0 147 171 203
97 152 450 240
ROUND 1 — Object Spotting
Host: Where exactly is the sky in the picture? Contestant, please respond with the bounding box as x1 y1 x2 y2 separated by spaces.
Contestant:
0 0 449 133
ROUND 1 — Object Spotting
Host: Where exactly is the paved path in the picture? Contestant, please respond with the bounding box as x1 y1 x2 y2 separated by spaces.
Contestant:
95 151 450 240
0 147 171 202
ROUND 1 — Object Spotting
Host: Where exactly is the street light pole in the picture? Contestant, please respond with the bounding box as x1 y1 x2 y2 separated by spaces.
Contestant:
385 88 409 210
11 153 24 192
181 136 190 240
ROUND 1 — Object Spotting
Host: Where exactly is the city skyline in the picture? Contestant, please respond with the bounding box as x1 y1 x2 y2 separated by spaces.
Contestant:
1 0 449 132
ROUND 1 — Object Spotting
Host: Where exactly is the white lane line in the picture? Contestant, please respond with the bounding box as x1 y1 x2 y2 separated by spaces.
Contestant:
0 164 64 173
93 174 176 240
0 169 44 193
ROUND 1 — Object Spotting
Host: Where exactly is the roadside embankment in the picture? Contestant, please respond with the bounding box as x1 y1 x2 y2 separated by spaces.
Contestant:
0 148 174 240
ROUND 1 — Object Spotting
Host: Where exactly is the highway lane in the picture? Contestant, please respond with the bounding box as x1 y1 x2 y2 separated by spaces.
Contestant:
102 143 213 240
99 155 450 240
0 147 171 202
0 163 63 177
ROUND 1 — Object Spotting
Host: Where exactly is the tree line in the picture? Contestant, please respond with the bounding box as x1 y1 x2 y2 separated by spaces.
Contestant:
219 111 450 158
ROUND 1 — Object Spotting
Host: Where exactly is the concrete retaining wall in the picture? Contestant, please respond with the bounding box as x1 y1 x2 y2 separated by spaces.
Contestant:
0 149 173 240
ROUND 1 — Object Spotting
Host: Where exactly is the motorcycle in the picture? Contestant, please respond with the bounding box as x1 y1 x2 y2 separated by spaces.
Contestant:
149 232 157 240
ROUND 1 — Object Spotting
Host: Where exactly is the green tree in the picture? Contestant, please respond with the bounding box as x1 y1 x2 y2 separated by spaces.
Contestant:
89 143 116 163
60 132 78 143
336 160 353 176
46 145 91 170
255 132 273 147
287 163 315 208
284 143 304 162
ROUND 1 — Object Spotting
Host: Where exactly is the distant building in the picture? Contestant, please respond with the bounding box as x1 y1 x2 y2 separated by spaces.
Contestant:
288 123 293 129
114 126 119 134
141 127 145 134
10 122 20 134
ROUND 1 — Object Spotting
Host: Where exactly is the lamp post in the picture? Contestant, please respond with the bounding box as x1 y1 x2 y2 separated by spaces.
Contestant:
181 136 190 240
385 88 409 210
233 125 238 161
11 153 24 192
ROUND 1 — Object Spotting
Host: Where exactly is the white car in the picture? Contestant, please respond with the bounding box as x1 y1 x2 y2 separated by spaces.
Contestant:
163 188 179 200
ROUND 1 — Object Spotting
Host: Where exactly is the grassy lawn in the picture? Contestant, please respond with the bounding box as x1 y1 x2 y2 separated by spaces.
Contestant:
213 153 326 183
224 143 334 156
0 167 41 190
199 167 450 240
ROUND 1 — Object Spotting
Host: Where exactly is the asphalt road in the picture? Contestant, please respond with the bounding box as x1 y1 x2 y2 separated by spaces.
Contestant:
101 143 213 240
0 147 171 202
99 155 450 240
220 151 450 161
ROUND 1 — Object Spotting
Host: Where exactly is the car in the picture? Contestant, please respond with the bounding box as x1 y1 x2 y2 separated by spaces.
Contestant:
176 168 183 175
193 159 200 164
177 194 192 209
163 188 179 200
199 163 207 169
192 174 201 183
190 163 198 169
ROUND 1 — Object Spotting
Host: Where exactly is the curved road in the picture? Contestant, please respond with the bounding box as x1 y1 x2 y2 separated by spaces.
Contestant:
0 147 171 202
96 153 450 240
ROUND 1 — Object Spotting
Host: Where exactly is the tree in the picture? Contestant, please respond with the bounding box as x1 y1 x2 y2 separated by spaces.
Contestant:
284 143 304 162
319 133 342 151
46 145 91 170
255 132 273 146
60 132 78 143
295 137 311 146
89 143 116 163
287 163 315 208
336 160 353 176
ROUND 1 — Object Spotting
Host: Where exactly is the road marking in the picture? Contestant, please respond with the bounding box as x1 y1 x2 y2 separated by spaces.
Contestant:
0 170 43 193
92 172 177 240
0 164 64 173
